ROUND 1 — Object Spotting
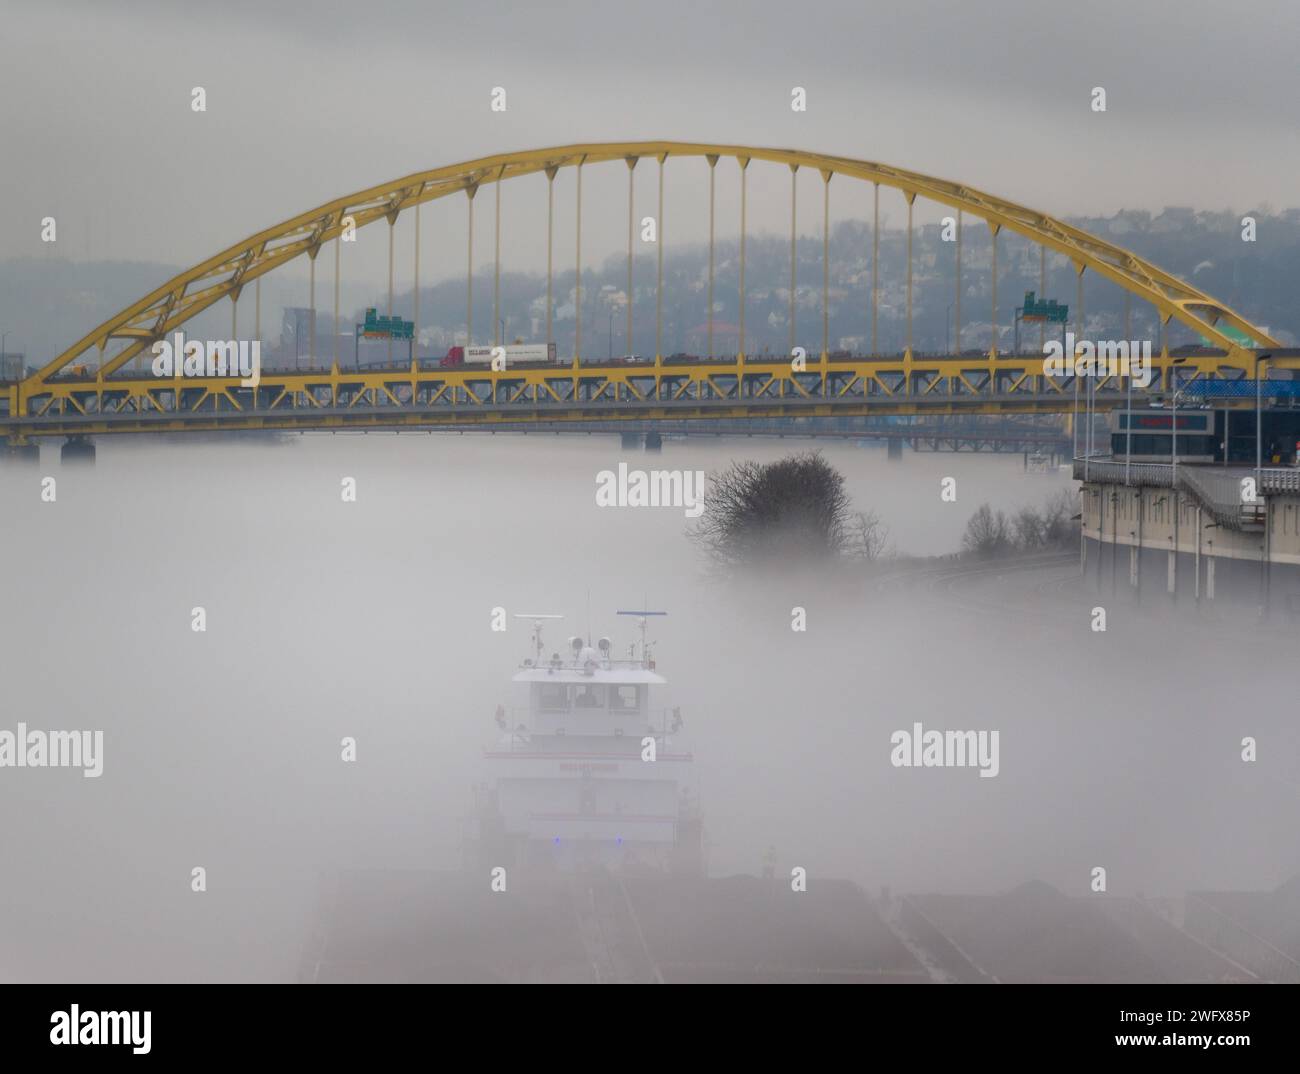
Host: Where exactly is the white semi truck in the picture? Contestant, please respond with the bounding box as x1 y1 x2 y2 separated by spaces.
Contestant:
440 343 557 367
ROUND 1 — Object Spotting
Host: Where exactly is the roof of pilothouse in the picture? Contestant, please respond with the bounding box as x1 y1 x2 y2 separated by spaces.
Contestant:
513 614 669 686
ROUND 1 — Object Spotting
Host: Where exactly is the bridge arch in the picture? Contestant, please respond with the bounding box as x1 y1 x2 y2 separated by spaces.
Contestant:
33 141 1277 384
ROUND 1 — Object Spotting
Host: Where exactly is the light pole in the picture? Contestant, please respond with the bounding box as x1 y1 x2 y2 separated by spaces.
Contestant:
1124 362 1134 487
1255 352 1271 496
1170 356 1189 488
1078 336 1097 481
945 304 954 354
1085 351 1095 481
1 331 8 380
1169 356 1189 602
1073 371 1080 465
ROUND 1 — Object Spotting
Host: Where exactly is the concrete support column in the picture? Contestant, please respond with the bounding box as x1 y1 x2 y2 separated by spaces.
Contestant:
1135 488 1144 605
61 435 95 464
1096 488 1105 589
4 440 40 463
1194 505 1203 604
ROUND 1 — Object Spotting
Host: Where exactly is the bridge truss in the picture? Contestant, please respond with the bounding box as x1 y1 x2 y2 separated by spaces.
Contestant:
2 142 1285 442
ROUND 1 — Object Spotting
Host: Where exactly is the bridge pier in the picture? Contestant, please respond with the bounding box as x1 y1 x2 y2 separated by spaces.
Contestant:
3 439 41 464
644 431 662 453
886 439 903 461
620 432 640 450
60 435 96 465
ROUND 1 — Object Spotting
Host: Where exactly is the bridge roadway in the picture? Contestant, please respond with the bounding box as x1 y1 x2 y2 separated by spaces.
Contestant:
0 350 1263 443
2 387 1116 441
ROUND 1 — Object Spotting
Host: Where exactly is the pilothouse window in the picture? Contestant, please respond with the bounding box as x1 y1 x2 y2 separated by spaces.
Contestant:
573 684 607 709
612 685 642 712
538 683 570 711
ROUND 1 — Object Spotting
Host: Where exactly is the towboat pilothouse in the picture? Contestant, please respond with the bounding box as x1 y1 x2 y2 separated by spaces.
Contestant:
470 611 701 875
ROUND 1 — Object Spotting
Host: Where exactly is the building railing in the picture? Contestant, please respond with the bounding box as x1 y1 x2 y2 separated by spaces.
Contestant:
1259 469 1300 492
1177 467 1266 529
1072 457 1173 487
1074 456 1299 491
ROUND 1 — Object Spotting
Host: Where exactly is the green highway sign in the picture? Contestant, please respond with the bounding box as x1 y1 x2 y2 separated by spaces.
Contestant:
1020 291 1069 324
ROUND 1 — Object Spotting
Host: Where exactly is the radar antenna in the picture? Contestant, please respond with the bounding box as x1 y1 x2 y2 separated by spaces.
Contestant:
616 609 667 667
513 613 563 665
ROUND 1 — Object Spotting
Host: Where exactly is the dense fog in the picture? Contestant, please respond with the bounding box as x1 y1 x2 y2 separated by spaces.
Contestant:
1 433 1294 981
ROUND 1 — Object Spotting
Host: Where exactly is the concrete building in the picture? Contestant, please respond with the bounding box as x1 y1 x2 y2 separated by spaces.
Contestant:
1078 458 1300 612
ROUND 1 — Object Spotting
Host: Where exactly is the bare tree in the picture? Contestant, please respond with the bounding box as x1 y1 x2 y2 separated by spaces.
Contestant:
848 509 891 561
961 503 1013 558
968 492 1077 558
1012 505 1045 551
690 451 854 569
1040 489 1079 548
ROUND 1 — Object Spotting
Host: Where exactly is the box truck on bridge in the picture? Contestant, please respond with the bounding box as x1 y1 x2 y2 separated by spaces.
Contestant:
439 344 557 368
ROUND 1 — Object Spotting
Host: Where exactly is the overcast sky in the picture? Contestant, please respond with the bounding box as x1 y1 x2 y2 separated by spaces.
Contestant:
3 0 1298 282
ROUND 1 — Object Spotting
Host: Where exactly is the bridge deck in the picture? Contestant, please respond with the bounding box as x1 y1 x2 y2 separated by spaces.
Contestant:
4 350 1281 440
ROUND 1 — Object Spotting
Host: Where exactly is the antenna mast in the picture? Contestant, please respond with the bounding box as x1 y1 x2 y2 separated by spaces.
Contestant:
513 613 563 664
616 609 667 666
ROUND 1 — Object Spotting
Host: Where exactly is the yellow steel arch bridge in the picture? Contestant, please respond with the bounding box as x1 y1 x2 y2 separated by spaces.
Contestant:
1 142 1284 444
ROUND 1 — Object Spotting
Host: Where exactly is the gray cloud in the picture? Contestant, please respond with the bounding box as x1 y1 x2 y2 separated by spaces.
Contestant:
3 0 1297 281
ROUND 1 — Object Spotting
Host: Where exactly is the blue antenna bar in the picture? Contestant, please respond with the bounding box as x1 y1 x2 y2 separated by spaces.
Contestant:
617 610 667 616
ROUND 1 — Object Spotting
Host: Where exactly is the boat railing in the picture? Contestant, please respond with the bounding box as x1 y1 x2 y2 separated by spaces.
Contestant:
517 657 658 673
